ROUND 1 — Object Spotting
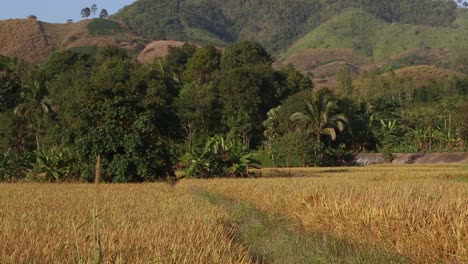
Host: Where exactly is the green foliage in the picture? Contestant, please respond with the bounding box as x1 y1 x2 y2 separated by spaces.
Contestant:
0 68 21 112
0 150 31 181
87 19 124 36
68 45 100 56
220 41 273 70
68 48 178 182
1 35 467 181
218 65 276 147
455 102 468 140
337 65 353 97
376 120 402 155
290 90 348 144
270 131 316 167
31 149 73 182
184 45 221 83
185 135 258 178
176 82 220 144
163 43 198 81
278 64 313 97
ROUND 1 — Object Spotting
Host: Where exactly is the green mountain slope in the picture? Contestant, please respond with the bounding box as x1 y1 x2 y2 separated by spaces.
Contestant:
454 9 468 30
112 0 459 54
285 9 468 71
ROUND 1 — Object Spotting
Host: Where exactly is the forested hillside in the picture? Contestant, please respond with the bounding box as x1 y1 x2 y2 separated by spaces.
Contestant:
283 8 468 83
113 0 459 54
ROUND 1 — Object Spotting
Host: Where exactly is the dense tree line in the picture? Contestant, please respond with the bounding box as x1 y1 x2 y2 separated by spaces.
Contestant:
0 41 467 182
0 42 310 181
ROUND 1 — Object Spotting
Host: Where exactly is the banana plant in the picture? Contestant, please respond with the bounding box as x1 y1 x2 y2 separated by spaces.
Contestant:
186 135 258 178
34 149 72 182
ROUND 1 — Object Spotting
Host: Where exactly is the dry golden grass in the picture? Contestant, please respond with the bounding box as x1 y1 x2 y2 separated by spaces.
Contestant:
0 19 51 63
1 165 467 263
0 19 145 63
181 165 468 263
137 40 188 64
0 184 253 263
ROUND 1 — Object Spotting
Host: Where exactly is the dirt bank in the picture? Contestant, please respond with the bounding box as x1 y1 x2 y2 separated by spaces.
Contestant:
355 152 468 165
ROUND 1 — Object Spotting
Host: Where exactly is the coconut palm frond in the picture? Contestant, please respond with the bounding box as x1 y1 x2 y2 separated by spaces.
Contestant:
321 128 337 141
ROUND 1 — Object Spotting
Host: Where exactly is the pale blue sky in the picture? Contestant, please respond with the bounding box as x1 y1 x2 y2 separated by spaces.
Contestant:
0 0 136 23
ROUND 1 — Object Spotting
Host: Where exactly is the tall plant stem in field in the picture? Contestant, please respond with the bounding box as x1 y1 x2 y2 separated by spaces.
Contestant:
93 154 102 263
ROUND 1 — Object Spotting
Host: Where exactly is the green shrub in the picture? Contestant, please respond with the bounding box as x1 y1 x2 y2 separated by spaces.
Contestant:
0 150 34 182
186 135 259 178
33 149 73 182
87 19 124 36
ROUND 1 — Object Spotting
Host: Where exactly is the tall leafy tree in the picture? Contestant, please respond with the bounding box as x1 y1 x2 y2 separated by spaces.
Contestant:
338 98 377 151
278 64 313 99
68 48 179 182
163 43 198 82
218 65 278 147
183 46 221 83
176 82 220 148
337 64 353 97
220 41 273 70
13 81 52 152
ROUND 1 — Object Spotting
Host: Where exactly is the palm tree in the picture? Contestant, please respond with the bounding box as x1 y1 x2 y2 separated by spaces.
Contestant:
290 92 348 155
345 99 377 152
14 81 52 152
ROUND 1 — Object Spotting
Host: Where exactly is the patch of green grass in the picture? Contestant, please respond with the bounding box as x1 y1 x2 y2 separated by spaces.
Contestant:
453 164 468 182
195 189 408 263
454 9 468 31
285 9 385 58
452 176 468 183
87 19 124 36
179 17 229 47
68 45 99 56
253 150 274 168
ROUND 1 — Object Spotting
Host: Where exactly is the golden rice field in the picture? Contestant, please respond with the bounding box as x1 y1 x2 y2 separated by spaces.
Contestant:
1 165 468 263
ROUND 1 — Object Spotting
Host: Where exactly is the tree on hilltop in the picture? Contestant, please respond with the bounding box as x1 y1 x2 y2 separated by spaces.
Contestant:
81 7 91 20
91 4 98 18
99 9 109 19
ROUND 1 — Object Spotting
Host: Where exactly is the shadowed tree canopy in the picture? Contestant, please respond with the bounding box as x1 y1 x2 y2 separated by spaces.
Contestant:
220 41 273 70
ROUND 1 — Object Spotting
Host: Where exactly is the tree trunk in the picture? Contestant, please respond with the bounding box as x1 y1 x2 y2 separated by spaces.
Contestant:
95 154 102 184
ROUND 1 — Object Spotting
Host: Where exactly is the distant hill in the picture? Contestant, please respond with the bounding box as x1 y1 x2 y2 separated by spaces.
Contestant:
1 1 467 90
112 0 459 54
282 9 468 87
0 18 146 63
286 9 468 62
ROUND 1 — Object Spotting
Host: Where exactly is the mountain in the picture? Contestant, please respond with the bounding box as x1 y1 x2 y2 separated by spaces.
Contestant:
1 0 467 88
0 18 146 63
282 9 468 86
112 0 459 54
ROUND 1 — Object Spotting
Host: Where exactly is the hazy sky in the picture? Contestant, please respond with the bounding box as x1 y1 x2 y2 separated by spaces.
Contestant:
0 0 136 23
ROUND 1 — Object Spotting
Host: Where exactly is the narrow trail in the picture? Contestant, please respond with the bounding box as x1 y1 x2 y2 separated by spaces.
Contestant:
193 188 408 264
